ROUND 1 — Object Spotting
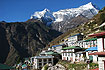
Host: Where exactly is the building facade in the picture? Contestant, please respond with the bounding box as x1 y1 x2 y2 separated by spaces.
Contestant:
64 33 84 46
31 56 54 69
88 32 105 70
61 46 84 62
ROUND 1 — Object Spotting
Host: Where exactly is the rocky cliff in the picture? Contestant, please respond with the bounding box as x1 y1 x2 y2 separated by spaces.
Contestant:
0 19 62 65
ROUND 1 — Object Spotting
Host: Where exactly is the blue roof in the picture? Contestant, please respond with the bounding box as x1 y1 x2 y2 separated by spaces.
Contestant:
68 33 81 38
52 45 62 47
35 56 54 59
85 47 97 51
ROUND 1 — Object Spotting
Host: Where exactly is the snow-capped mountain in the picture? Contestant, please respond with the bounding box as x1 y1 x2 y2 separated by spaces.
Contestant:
53 2 99 22
30 8 55 21
31 2 99 22
30 2 99 32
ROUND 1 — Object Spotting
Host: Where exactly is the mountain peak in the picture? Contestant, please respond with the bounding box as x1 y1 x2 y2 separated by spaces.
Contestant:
30 8 52 19
31 2 99 22
87 2 93 5
43 8 50 12
80 2 99 10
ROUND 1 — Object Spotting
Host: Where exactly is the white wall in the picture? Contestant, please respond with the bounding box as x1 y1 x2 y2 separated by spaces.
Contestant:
98 57 105 70
93 55 98 63
97 38 103 52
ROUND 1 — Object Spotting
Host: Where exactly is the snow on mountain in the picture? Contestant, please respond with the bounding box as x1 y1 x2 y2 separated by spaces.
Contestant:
53 2 99 22
30 8 55 21
30 2 99 22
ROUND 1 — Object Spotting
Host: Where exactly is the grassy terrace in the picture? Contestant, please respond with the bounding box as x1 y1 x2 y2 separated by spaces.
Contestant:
58 60 98 70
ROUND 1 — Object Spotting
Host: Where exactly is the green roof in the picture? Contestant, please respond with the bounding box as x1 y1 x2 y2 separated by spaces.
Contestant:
22 64 27 68
0 63 15 69
84 38 97 42
46 51 59 55
62 46 81 50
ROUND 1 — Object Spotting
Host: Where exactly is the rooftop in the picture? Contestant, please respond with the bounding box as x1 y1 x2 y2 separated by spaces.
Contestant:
89 52 105 55
52 45 62 47
88 32 105 37
62 46 82 50
84 38 97 42
35 56 54 59
85 47 97 51
68 33 81 38
45 51 59 55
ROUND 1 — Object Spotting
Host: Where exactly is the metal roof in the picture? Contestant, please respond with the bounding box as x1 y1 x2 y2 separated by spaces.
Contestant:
88 32 105 37
35 56 54 59
46 51 59 55
84 38 97 42
89 52 105 55
62 46 82 50
68 33 81 38
85 47 97 51
52 45 62 47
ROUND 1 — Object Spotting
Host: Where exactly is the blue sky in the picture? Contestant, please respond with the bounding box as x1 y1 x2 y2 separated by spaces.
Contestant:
0 0 105 22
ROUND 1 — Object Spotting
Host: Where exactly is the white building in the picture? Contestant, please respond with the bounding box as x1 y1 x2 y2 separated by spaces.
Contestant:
61 46 85 62
88 32 105 70
51 45 63 54
85 47 98 63
31 56 54 69
64 33 84 46
83 38 97 48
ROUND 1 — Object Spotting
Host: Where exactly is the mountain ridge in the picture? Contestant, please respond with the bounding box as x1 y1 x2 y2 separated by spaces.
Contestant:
30 2 99 32
31 2 99 22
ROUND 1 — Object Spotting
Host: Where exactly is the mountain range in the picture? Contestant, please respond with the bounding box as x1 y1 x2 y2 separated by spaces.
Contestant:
31 2 99 32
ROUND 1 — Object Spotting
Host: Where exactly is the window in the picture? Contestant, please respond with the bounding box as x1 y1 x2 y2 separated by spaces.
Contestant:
65 53 67 56
63 53 64 56
39 63 42 66
32 58 34 62
43 59 47 62
75 54 78 57
39 59 42 62
79 54 81 57
48 59 51 62
71 53 73 56
44 63 46 65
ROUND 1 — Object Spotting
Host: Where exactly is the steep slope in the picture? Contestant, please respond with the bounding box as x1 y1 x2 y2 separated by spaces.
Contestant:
0 20 62 66
48 7 105 47
51 15 89 32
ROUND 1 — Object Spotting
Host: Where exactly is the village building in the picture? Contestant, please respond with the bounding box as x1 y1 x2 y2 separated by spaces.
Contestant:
88 32 105 70
85 47 98 63
50 45 65 54
64 33 84 46
31 56 54 69
81 38 98 63
83 38 97 48
61 46 85 62
76 40 84 48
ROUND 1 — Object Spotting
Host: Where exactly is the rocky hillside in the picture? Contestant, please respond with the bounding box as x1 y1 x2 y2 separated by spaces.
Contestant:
48 7 105 46
51 15 89 32
0 19 62 66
